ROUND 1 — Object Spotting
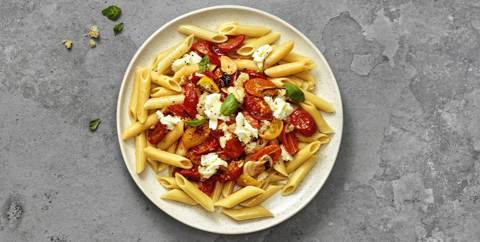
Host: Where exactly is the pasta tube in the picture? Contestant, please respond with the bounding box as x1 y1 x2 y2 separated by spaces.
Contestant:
128 69 141 120
222 181 235 197
285 141 321 173
144 146 192 169
211 181 224 202
178 25 227 43
136 68 151 123
150 45 177 71
264 61 313 77
157 176 179 189
282 157 316 195
156 35 194 74
157 121 184 150
143 95 185 110
215 186 264 208
151 87 179 98
121 114 158 140
135 133 147 174
282 52 314 66
273 159 288 176
172 65 199 82
241 185 282 207
300 101 334 134
150 72 182 92
264 41 294 68
237 32 280 56
218 22 271 37
234 59 260 71
175 173 215 212
222 206 273 221
161 189 198 206
296 131 330 144
303 91 335 113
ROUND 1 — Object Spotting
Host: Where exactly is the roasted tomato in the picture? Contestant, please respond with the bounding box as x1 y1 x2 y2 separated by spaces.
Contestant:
191 40 210 56
245 78 277 97
189 132 221 155
166 104 190 118
210 44 225 56
243 70 267 79
147 123 168 145
260 119 283 140
183 82 199 118
175 167 201 182
245 144 281 163
219 160 243 182
223 136 244 160
280 124 299 155
243 95 273 121
207 51 221 66
198 176 217 195
182 123 210 149
243 112 260 129
288 108 317 136
216 35 246 52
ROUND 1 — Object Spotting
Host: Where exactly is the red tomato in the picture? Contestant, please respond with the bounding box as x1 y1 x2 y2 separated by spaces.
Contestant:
244 78 277 97
175 167 201 182
146 123 168 145
243 95 273 121
189 74 200 84
166 104 190 118
288 108 317 136
243 70 267 79
207 51 220 66
190 132 221 155
216 35 246 52
223 136 244 159
280 125 299 155
219 161 243 182
210 44 225 56
183 82 199 118
191 40 210 56
243 112 260 129
198 176 217 195
245 144 281 163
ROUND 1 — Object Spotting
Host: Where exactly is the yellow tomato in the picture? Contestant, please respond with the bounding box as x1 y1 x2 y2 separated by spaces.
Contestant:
259 119 283 140
181 123 210 149
197 76 219 93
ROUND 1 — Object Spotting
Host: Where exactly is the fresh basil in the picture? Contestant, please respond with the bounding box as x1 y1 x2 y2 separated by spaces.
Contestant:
186 116 206 126
102 5 122 21
89 119 101 131
114 22 124 35
198 56 209 71
220 94 240 116
283 82 305 103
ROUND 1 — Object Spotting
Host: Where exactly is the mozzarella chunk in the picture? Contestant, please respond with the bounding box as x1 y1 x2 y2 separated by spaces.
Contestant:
198 153 228 179
234 112 258 144
252 44 273 70
156 110 182 130
264 96 294 120
280 145 293 161
202 93 229 130
171 51 202 72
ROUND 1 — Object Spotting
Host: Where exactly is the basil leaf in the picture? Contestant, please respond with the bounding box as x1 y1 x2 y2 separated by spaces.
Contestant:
186 117 206 126
114 22 124 35
198 56 209 71
283 82 305 103
220 94 240 116
102 5 122 21
89 119 101 131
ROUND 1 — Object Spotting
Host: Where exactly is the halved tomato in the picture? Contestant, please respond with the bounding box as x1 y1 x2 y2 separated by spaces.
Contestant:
216 35 245 52
219 160 243 182
182 82 199 118
243 112 260 129
280 124 299 155
244 78 277 97
175 166 201 182
245 144 281 163
147 123 168 145
198 175 217 195
191 40 211 56
182 123 210 149
243 70 267 79
243 95 273 121
189 132 221 155
223 136 244 160
288 108 317 136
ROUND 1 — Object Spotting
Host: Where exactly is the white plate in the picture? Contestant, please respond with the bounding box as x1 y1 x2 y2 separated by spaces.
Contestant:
116 5 343 234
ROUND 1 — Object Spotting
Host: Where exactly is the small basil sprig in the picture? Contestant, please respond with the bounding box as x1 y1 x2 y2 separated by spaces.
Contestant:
198 56 210 71
220 94 240 116
89 119 101 131
102 5 122 21
283 82 305 103
114 22 124 35
186 116 206 126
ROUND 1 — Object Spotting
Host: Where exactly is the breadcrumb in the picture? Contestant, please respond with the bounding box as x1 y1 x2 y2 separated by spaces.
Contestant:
88 25 100 39
88 39 96 48
63 39 73 49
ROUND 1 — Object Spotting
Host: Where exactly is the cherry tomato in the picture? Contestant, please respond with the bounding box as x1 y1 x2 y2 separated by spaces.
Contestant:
216 35 246 52
182 123 211 149
207 51 221 66
189 74 201 84
288 108 317 136
243 70 267 79
166 104 190 118
175 166 201 182
191 40 210 56
146 123 168 145
210 44 225 56
223 136 244 160
243 95 273 121
245 144 281 163
243 112 260 129
198 175 217 195
280 125 299 155
219 160 243 182
189 132 221 155
245 78 277 97
183 82 199 118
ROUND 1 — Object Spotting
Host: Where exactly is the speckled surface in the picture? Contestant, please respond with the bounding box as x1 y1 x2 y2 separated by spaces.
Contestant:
1 1 479 241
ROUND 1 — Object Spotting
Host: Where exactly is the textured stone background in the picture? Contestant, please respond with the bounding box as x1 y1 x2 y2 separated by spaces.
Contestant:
1 0 480 241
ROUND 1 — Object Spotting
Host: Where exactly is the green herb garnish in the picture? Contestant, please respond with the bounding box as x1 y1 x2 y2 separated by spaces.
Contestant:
114 22 124 35
220 94 240 116
283 82 305 103
89 119 101 131
198 56 210 72
102 5 122 21
186 116 206 126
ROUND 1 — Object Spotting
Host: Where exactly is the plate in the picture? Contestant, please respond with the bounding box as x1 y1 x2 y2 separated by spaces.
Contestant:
116 5 343 234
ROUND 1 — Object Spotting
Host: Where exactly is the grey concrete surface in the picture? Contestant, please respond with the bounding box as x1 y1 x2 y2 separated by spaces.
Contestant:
1 0 479 241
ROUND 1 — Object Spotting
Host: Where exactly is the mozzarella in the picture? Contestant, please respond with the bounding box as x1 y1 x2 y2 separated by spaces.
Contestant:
252 44 273 70
171 51 202 72
280 145 293 161
227 86 245 103
155 110 181 130
219 123 232 148
198 153 228 179
264 96 294 120
234 112 258 144
202 93 229 130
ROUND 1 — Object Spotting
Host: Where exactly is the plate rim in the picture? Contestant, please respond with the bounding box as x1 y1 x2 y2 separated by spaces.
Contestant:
116 4 343 234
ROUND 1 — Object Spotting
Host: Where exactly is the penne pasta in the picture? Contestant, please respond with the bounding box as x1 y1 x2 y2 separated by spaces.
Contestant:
144 146 192 169
172 65 199 82
241 185 282 207
147 159 159 172
151 86 180 98
218 22 271 37
157 163 168 173
150 72 182 92
157 121 184 150
222 206 273 221
264 41 294 68
129 69 141 120
222 181 235 197
273 159 288 176
303 91 335 113
269 173 288 183
135 133 147 174
296 131 331 144
178 25 227 43
282 52 314 66
211 181 224 202
237 32 280 56
264 61 313 77
167 142 178 153
156 35 194 74
234 59 260 71
121 113 158 140
215 186 264 208
282 157 316 196
175 173 215 211
143 95 185 110
286 141 321 173
161 189 198 205
136 68 151 123
157 176 179 189
151 45 177 71
175 141 187 156
300 101 334 134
